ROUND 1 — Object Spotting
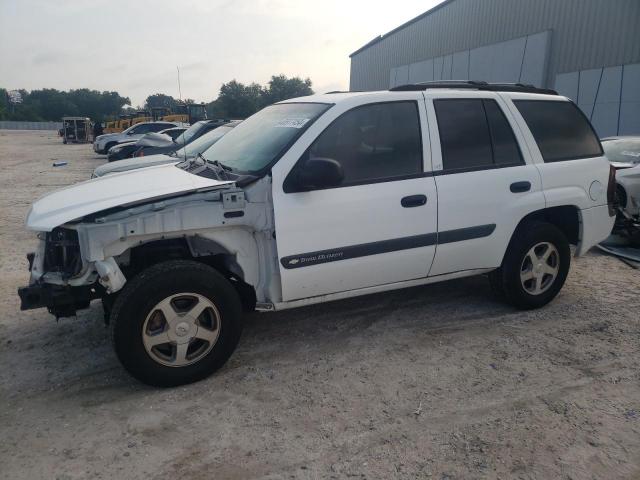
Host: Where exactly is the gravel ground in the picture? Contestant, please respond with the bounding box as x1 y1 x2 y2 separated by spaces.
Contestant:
1 130 639 480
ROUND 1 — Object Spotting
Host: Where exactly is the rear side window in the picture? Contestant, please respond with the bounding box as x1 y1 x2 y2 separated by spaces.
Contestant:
514 100 603 162
305 101 423 186
434 99 523 172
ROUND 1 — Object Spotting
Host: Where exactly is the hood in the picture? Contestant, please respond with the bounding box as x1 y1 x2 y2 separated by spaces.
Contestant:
111 140 137 150
96 133 118 141
137 132 174 147
93 154 177 177
26 163 234 231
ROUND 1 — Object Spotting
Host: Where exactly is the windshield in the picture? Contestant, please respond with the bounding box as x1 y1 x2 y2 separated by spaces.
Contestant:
175 121 206 145
200 103 331 173
602 138 640 164
178 125 235 158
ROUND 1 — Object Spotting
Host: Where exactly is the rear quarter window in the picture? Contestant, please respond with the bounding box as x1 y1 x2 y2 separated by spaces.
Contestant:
514 100 602 162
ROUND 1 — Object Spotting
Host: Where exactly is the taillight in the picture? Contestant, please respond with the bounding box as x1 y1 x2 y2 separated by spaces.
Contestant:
607 164 616 217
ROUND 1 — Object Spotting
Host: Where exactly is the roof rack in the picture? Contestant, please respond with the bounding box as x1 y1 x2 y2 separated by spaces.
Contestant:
389 80 558 95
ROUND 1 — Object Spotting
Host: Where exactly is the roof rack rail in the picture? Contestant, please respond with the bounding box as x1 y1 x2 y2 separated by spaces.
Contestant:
389 80 557 95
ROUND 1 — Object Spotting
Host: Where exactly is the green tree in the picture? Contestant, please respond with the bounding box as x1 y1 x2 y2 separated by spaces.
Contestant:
262 75 313 105
211 75 314 119
216 80 264 118
0 87 130 121
144 93 177 111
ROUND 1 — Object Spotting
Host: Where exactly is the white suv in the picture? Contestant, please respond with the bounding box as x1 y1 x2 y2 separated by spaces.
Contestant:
19 82 616 386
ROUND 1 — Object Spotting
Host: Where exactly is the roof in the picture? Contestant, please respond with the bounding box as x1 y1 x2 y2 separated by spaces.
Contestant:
279 86 564 106
278 91 382 104
350 0 456 57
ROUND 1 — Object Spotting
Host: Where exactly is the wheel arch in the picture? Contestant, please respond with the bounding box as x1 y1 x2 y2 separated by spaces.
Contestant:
118 236 257 312
500 205 581 267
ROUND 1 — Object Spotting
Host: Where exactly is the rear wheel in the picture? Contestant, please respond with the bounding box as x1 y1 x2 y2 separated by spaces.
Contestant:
110 260 243 387
493 221 570 309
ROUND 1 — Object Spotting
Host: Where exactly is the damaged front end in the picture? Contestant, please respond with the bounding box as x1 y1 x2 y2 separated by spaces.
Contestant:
18 227 104 317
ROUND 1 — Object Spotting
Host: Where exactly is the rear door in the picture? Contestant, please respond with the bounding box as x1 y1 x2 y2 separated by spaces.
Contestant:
271 93 438 301
505 96 609 210
425 91 545 276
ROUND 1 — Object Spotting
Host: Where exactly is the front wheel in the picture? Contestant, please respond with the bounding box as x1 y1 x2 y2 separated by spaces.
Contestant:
493 221 570 310
109 260 243 387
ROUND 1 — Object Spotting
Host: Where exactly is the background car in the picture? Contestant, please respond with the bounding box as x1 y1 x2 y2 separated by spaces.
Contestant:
159 126 188 141
133 119 231 157
92 121 241 177
602 136 640 215
106 127 187 161
93 121 177 154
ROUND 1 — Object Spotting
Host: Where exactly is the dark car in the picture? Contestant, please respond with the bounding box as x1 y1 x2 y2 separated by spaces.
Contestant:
106 127 187 161
93 121 241 177
133 119 230 158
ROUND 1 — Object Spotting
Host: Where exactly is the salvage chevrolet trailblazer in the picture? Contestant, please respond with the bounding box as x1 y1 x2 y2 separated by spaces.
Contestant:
19 81 616 386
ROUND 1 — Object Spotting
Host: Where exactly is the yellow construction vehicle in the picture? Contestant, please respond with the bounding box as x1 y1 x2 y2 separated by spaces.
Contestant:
103 103 206 133
161 102 207 124
103 111 152 133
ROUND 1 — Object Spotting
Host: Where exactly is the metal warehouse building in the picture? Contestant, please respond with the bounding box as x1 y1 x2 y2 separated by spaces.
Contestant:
349 0 640 136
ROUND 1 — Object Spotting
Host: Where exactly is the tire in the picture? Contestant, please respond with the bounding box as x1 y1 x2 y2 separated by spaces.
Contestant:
493 221 570 310
110 260 243 387
103 142 116 154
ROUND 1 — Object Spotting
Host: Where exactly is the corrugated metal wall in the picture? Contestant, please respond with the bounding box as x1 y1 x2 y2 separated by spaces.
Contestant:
350 0 640 91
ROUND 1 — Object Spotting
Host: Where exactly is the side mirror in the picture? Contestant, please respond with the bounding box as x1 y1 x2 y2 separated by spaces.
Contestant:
290 157 344 192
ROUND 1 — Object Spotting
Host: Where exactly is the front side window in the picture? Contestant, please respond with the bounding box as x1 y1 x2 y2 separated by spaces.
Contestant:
301 101 423 186
514 100 602 162
201 103 331 173
434 98 523 172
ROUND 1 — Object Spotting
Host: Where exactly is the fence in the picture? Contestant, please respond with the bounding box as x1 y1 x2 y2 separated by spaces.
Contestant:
0 121 63 131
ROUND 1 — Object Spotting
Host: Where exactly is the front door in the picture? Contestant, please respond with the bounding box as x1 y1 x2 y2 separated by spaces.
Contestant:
272 93 438 301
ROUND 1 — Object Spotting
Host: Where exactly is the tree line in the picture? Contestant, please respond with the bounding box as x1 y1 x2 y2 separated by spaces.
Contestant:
1 74 314 122
0 88 130 122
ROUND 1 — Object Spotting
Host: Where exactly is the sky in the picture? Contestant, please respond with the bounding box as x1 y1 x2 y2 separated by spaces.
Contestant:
0 0 442 107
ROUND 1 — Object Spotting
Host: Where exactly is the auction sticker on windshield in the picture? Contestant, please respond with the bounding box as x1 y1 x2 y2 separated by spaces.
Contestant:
273 118 310 129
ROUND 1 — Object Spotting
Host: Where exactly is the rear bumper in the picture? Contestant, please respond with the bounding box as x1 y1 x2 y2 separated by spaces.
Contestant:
577 204 616 256
18 283 98 318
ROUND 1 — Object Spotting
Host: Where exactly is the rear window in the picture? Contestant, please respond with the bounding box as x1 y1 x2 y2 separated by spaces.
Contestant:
514 100 602 162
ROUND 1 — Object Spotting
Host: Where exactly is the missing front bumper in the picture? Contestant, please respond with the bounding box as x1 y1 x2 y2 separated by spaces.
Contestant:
18 283 99 318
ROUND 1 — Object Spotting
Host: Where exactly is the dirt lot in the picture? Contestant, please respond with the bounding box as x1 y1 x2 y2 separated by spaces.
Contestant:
0 130 639 479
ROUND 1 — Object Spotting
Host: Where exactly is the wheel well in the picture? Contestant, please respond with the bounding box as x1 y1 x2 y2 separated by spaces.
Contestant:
616 184 627 209
517 206 580 245
121 238 257 311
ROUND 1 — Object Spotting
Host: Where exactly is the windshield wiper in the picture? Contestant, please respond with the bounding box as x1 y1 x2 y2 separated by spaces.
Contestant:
206 157 232 172
197 153 230 180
